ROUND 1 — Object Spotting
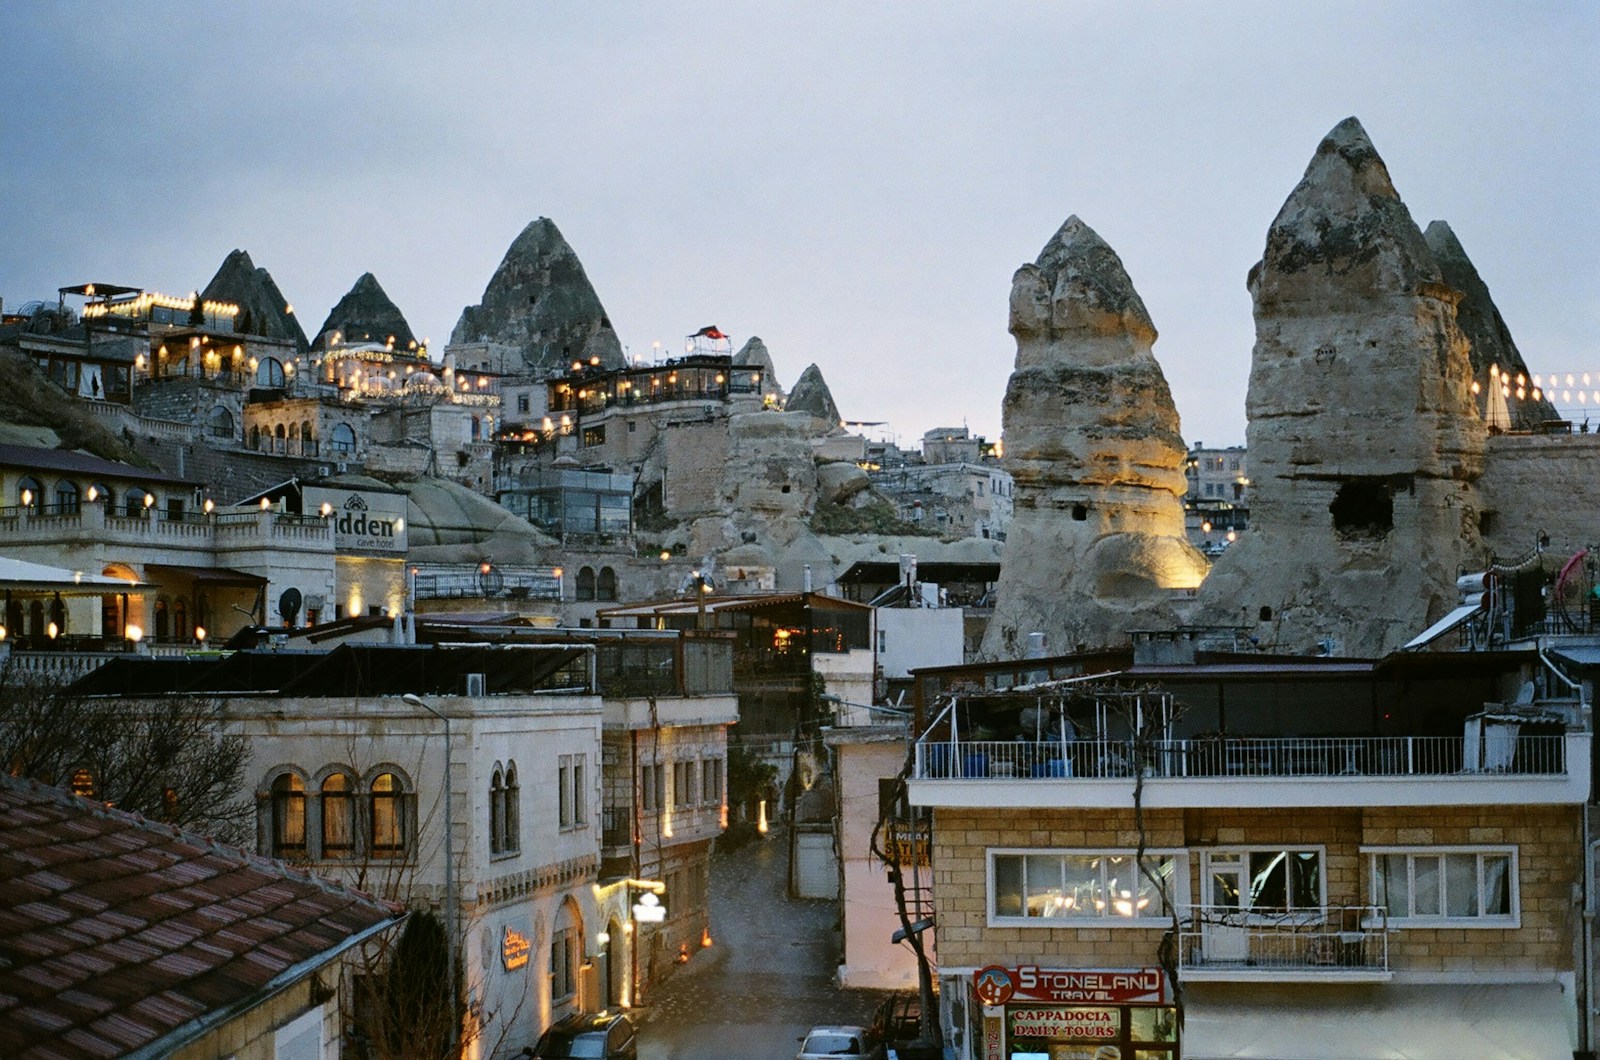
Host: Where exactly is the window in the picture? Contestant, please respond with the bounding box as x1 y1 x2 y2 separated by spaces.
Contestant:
551 902 580 1002
329 423 357 453
207 405 234 439
582 425 605 447
17 476 41 510
1203 849 1322 913
256 357 286 387
54 480 79 514
89 483 113 508
702 758 723 805
270 773 307 857
989 850 1181 924
576 566 596 602
504 762 521 849
596 567 617 602
674 761 695 808
70 767 96 799
321 773 354 856
1371 848 1516 924
517 393 530 413
640 762 664 813
370 772 408 856
490 767 506 853
558 754 584 829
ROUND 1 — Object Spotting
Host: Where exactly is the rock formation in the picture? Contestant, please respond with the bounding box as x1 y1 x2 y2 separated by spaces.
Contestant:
201 250 309 352
785 363 842 428
450 218 625 376
1423 220 1555 428
312 273 418 352
980 216 1207 658
732 336 785 404
1197 118 1485 656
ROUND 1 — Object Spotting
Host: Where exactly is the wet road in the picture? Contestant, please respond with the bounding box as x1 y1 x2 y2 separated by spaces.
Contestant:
638 828 880 1059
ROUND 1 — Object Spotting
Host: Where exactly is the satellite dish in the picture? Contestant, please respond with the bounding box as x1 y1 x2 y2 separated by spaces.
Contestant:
279 587 303 625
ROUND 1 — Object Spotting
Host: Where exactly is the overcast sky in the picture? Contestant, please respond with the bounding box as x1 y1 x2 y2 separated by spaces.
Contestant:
3 3 1594 449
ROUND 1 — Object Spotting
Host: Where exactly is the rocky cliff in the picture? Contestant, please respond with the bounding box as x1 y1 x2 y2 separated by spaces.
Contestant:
981 216 1206 658
312 273 418 352
201 250 309 353
785 363 843 432
450 218 625 376
1424 220 1555 428
1197 118 1485 655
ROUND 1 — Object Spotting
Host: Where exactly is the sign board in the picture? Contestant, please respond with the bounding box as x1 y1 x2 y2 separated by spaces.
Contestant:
981 1009 1004 1060
304 486 408 554
501 924 531 971
1009 1006 1121 1041
885 821 931 866
973 966 1166 1006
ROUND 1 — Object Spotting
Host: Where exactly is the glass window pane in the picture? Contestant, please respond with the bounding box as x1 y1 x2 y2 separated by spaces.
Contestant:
1024 854 1064 917
1060 855 1103 917
1211 869 1241 908
1445 854 1479 917
1413 855 1442 916
1130 1007 1179 1042
1249 851 1289 909
1289 851 1321 908
1379 854 1410 916
993 856 1023 917
1483 854 1512 915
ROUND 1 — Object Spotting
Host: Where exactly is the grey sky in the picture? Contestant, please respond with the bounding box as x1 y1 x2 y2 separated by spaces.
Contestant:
3 3 1594 450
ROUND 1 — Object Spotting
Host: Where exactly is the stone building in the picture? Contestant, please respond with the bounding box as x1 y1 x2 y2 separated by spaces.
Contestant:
1183 443 1249 554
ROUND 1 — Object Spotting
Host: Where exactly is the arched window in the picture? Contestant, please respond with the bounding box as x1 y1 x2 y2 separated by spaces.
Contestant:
196 592 210 633
89 483 113 507
52 480 79 515
329 423 356 453
249 425 262 451
576 566 596 602
370 772 407 857
596 567 617 602
490 766 505 855
28 600 44 638
207 406 234 439
256 357 286 387
274 423 287 454
173 597 189 641
321 773 354 857
270 774 307 857
70 767 96 799
551 899 583 1003
154 598 169 642
301 420 314 455
503 762 520 853
17 476 41 510
124 490 147 518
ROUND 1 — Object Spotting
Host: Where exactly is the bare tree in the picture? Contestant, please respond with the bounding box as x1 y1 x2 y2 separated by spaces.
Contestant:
872 742 942 1055
0 664 252 844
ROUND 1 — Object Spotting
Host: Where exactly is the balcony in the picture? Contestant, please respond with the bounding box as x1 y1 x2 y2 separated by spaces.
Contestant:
1178 905 1390 982
907 734 1590 809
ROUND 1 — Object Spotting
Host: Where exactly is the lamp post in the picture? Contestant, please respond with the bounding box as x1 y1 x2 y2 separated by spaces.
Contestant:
402 693 458 1056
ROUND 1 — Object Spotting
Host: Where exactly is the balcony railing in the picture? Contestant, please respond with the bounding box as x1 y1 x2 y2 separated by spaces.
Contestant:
913 735 1569 780
1178 904 1389 977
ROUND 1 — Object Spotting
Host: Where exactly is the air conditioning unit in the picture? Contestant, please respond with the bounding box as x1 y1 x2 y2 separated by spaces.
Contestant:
464 672 486 697
319 466 330 477
336 462 349 474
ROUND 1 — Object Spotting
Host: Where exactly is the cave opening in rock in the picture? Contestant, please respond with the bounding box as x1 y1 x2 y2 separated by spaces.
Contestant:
1071 504 1088 521
1330 479 1393 537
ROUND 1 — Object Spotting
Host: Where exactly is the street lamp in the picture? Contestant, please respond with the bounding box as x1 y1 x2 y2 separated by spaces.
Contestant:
402 693 458 1056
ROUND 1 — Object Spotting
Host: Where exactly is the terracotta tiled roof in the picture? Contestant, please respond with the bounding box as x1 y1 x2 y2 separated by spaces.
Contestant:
0 775 402 1059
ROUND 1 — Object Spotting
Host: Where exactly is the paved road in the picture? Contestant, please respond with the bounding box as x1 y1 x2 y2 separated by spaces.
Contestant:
638 828 880 1059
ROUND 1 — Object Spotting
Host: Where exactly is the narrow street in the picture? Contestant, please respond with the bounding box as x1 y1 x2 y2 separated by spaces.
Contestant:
638 827 881 1060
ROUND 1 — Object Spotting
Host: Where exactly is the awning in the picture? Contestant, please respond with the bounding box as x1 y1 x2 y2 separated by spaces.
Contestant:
0 556 151 593
145 564 268 588
1184 981 1574 1059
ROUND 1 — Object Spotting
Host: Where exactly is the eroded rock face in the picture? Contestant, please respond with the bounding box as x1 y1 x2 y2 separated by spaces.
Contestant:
733 337 783 393
1424 220 1554 428
312 273 417 351
451 218 625 376
1198 118 1484 655
981 216 1206 657
786 363 842 427
201 250 309 352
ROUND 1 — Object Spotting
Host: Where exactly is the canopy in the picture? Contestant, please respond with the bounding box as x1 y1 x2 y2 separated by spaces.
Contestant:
1184 981 1573 1059
0 556 150 594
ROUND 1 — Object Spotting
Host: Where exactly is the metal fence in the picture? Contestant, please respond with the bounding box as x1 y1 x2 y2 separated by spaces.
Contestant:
914 734 1569 780
1179 904 1389 972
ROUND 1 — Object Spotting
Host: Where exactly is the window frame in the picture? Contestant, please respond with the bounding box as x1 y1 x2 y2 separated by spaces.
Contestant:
987 847 1188 928
1363 845 1519 928
1199 846 1328 919
319 771 357 859
268 772 308 859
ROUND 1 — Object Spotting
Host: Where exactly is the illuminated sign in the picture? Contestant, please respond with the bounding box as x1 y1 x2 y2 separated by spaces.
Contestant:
972 967 1166 1006
1009 1006 1121 1041
502 924 530 971
632 890 666 923
885 821 930 866
304 486 408 554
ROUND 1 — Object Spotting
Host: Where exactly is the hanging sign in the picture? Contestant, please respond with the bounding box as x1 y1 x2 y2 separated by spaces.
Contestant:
502 924 531 971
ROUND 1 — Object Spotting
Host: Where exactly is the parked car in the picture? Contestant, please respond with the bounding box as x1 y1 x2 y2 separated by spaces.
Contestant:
530 1012 638 1059
796 1024 885 1059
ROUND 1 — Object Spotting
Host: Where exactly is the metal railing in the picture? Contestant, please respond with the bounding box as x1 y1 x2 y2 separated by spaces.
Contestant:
1178 904 1388 973
913 735 1569 780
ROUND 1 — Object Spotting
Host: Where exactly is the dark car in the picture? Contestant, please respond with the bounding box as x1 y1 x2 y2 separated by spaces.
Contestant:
530 1012 638 1059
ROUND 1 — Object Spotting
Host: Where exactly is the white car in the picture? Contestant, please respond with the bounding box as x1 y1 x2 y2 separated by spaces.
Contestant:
796 1024 885 1059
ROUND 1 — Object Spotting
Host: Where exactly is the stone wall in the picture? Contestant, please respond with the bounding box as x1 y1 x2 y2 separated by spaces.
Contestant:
1481 432 1600 558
